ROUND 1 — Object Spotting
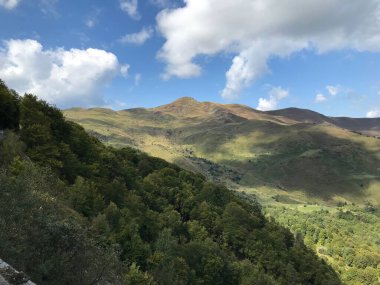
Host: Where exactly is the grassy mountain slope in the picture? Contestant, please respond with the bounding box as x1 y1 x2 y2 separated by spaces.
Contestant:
65 97 380 206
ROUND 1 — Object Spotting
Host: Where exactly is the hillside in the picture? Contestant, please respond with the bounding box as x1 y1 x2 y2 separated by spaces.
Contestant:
64 97 380 284
0 81 343 284
65 97 380 206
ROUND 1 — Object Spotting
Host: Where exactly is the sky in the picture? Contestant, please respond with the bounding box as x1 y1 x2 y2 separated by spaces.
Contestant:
0 0 380 118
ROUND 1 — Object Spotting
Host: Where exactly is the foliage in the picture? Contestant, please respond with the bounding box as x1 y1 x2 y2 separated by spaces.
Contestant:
0 79 20 130
267 206 380 285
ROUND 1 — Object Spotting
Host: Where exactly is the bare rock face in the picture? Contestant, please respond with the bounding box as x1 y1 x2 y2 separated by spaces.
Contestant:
0 259 36 285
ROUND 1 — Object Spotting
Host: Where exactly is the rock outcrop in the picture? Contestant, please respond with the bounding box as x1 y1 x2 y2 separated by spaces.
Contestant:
0 259 35 285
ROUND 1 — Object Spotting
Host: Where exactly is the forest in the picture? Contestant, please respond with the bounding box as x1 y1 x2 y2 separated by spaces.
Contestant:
267 205 380 285
0 79 341 284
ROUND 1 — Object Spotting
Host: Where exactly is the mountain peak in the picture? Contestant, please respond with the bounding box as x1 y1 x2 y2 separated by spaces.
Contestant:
154 97 213 117
155 97 273 121
173 96 198 104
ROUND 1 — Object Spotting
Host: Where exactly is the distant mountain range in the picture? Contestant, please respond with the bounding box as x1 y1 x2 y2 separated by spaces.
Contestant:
65 97 380 205
267 107 380 137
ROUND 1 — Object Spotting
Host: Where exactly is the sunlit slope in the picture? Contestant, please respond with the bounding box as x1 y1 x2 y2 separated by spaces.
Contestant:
65 97 380 204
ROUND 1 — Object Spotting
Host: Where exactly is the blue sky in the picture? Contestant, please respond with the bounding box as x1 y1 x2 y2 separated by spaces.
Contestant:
0 0 379 118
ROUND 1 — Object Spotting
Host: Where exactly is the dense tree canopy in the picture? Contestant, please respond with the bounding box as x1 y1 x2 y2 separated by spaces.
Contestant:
268 206 380 285
0 82 341 284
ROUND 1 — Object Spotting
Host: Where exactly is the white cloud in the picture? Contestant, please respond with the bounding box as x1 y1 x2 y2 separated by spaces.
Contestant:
120 64 130 77
326 85 341 96
39 0 59 18
366 109 380 118
0 39 128 107
150 0 178 8
315 93 327 103
120 0 140 20
157 0 380 99
119 27 153 45
85 8 101 28
134 73 142 86
257 86 289 111
0 0 21 9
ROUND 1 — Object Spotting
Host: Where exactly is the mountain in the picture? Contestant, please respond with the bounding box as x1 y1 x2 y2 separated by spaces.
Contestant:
65 97 380 206
154 98 380 136
0 82 342 284
268 108 380 137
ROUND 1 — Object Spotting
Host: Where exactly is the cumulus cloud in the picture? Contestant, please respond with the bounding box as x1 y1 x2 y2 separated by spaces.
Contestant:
119 27 153 45
257 86 289 111
157 0 380 99
315 93 327 103
120 0 140 20
0 39 127 107
0 0 21 9
366 109 380 118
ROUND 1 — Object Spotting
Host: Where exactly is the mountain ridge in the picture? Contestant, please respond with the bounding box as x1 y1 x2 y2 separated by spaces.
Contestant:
111 97 380 135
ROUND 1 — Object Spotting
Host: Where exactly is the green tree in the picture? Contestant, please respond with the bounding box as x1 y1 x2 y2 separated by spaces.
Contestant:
0 79 20 130
124 263 155 285
67 177 104 217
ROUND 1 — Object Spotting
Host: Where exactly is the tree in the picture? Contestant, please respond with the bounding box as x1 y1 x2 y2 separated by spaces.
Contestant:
124 263 155 285
0 80 20 130
0 131 25 167
67 177 104 217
